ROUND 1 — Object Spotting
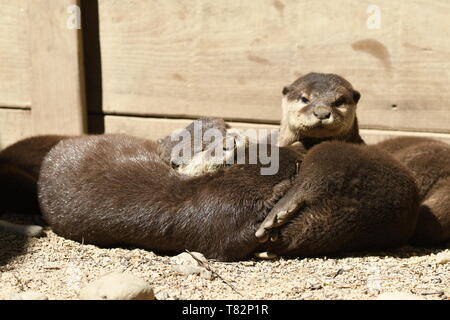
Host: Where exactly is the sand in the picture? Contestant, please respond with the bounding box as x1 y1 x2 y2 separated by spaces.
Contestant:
1 222 449 300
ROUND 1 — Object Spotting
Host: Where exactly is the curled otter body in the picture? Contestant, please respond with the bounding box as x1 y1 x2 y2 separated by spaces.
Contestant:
377 137 450 245
259 142 419 257
38 131 420 260
38 134 301 261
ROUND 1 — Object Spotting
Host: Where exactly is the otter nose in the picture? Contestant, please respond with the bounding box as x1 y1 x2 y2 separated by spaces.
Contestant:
313 106 331 120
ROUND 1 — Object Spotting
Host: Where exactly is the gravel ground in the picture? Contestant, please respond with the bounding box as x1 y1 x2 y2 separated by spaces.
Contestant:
1 221 449 300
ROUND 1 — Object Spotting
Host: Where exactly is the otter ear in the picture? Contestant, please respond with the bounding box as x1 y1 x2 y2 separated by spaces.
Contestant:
353 90 361 104
282 86 289 96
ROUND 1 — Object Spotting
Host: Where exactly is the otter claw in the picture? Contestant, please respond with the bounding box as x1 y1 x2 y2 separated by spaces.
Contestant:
256 194 305 241
262 213 277 229
256 229 270 243
255 252 278 260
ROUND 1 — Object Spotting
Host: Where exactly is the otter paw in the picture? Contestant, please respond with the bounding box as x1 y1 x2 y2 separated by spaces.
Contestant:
255 192 304 242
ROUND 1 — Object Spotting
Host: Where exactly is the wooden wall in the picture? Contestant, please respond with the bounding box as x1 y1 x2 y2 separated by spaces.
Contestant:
0 0 449 148
0 0 86 149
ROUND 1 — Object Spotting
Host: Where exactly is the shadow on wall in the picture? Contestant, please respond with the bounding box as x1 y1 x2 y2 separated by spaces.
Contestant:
81 0 104 134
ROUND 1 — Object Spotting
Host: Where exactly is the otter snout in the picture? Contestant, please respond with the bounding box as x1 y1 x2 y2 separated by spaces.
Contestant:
313 106 332 120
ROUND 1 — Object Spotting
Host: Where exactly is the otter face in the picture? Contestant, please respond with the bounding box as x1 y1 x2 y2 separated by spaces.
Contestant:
281 73 361 139
177 132 248 176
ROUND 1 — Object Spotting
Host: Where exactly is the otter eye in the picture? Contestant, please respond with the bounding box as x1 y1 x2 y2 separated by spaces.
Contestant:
300 97 309 104
334 99 345 107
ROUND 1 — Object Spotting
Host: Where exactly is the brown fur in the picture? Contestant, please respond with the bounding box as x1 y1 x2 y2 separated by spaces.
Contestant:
0 135 67 215
260 73 422 256
377 137 450 245
38 134 302 261
260 142 420 257
38 124 420 261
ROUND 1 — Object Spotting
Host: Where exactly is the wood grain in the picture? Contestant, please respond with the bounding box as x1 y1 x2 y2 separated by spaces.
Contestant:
98 0 450 133
104 115 450 145
28 0 87 135
0 109 32 149
0 0 31 108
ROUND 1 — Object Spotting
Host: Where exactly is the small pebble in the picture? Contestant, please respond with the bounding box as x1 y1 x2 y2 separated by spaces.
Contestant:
171 252 208 265
171 252 214 280
79 272 155 300
436 252 450 265
155 291 170 300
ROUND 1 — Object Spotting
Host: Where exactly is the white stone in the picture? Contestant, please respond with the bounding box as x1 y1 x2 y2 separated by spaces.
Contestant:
436 252 450 264
79 272 155 300
375 292 425 300
170 252 213 280
171 252 208 265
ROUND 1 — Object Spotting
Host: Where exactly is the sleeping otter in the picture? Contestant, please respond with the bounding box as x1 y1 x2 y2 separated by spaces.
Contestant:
38 118 419 261
38 133 302 261
376 137 450 245
0 118 232 216
256 141 419 257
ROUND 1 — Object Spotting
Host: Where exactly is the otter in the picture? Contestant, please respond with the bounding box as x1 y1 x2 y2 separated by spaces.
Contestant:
256 141 419 257
376 137 450 245
38 117 419 261
38 133 302 261
279 72 364 148
0 118 231 216
256 74 442 254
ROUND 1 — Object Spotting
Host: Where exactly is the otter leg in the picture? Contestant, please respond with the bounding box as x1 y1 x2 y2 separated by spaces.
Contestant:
255 185 305 242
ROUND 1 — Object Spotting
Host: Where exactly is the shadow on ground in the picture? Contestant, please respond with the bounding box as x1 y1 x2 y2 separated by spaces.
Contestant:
0 227 28 267
0 213 45 267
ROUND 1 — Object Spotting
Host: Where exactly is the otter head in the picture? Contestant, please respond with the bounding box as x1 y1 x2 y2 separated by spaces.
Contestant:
158 117 248 176
158 117 230 167
279 73 363 148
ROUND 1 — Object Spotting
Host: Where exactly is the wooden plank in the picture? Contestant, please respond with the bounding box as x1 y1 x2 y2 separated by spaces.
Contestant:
98 0 450 133
0 0 31 108
104 115 278 140
104 115 450 145
0 109 32 149
361 129 450 145
28 0 87 135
